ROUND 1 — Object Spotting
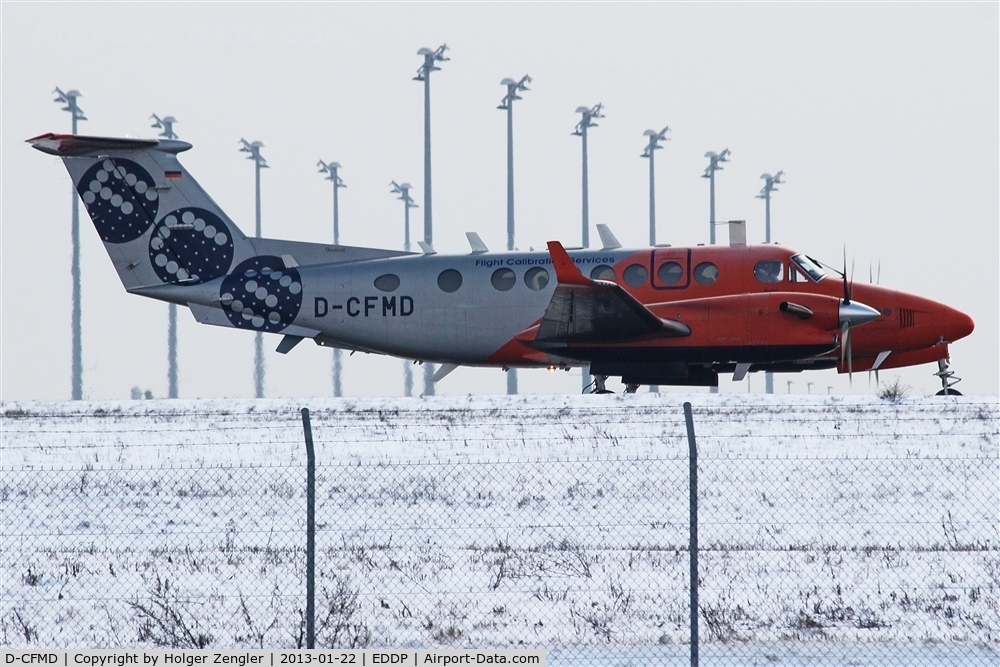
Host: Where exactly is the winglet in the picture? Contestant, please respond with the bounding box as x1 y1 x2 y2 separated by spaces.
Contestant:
546 241 590 286
596 224 622 250
466 232 488 254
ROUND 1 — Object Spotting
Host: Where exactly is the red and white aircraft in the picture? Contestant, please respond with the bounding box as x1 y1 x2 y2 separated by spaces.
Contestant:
31 133 974 394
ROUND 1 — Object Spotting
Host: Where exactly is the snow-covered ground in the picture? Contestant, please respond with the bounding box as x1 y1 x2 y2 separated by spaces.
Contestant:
1 394 997 664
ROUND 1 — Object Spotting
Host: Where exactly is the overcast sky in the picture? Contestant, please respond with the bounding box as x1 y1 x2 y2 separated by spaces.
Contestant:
2 2 997 401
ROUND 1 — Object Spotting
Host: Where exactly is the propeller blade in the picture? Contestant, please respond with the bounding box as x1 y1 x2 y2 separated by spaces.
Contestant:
850 258 855 303
877 260 881 286
842 248 850 305
841 321 853 385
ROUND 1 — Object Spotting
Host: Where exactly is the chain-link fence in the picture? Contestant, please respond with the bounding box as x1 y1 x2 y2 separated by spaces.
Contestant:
2 398 998 665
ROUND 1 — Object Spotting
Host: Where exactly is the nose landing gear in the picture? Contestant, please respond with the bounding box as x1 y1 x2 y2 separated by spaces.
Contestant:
934 358 963 396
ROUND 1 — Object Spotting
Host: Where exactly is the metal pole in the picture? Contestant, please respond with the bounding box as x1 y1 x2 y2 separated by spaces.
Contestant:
423 74 432 249
580 124 590 392
403 201 413 398
506 101 515 252
708 171 716 246
764 189 773 395
581 124 589 249
648 146 656 246
70 108 82 401
300 408 316 648
764 189 771 244
332 171 342 399
168 305 178 398
648 150 659 394
333 174 340 246
683 402 699 667
254 158 265 399
422 71 436 397
505 91 518 396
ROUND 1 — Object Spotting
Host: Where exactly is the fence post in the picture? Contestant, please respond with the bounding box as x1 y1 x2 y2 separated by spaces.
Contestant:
683 401 699 667
301 407 316 649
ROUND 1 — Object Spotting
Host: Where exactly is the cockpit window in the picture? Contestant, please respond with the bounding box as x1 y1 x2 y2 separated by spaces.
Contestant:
791 254 826 282
753 260 783 284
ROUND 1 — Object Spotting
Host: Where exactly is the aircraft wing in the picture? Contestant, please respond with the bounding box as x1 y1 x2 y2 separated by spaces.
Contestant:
535 241 690 343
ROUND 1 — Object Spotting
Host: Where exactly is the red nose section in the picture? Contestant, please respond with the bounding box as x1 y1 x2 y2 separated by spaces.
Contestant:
945 306 975 342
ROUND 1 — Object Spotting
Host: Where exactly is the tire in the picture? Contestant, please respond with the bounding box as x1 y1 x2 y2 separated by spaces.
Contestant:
935 388 963 396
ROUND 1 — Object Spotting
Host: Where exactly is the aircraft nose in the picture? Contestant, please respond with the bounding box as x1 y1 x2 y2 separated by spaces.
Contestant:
944 305 974 342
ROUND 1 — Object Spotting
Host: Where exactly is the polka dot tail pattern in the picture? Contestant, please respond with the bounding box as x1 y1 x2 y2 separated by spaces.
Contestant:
148 207 235 285
77 159 159 243
220 256 303 333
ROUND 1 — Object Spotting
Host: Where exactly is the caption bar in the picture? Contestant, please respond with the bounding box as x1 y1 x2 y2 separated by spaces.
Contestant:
3 651 545 667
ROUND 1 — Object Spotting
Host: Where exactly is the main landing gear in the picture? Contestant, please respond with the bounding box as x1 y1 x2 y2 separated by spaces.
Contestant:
934 358 963 396
584 374 641 395
587 374 614 394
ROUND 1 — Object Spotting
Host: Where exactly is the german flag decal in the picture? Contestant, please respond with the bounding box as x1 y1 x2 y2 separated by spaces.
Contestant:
164 171 182 180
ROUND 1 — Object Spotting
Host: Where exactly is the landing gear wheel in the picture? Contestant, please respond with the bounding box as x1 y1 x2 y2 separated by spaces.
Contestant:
934 358 963 396
624 384 640 394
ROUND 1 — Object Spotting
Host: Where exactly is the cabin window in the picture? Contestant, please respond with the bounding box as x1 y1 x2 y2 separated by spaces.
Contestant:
694 262 719 285
524 267 550 291
623 264 648 287
753 260 783 284
491 268 516 291
374 273 400 292
590 265 615 281
791 254 826 281
657 261 684 286
437 269 463 293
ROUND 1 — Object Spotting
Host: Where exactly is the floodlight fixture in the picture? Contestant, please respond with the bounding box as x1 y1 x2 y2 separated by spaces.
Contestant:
702 148 731 245
390 180 418 252
414 44 449 80
498 74 531 111
54 87 87 127
55 86 87 400
150 114 178 140
572 103 604 136
317 160 346 244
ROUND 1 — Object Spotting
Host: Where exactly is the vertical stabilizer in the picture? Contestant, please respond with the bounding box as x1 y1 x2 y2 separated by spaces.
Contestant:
29 133 255 291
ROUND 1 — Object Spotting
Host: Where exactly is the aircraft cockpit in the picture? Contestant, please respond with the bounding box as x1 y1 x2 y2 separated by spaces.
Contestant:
790 254 827 282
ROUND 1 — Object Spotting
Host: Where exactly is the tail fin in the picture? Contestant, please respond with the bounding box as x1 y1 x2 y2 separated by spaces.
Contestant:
29 133 253 291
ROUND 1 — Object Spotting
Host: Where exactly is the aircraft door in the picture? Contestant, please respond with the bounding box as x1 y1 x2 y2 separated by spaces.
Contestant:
651 248 691 290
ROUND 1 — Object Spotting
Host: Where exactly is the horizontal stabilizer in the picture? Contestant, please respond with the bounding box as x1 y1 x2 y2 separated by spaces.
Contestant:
28 133 190 156
432 362 459 382
276 335 304 354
